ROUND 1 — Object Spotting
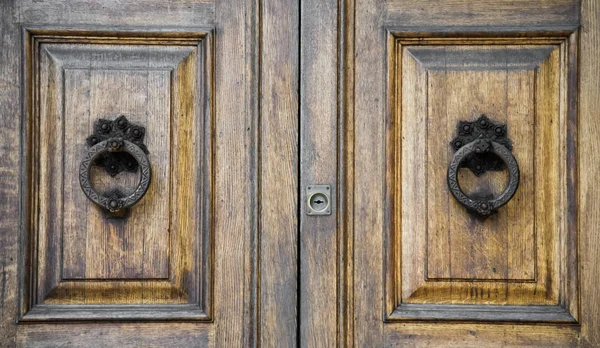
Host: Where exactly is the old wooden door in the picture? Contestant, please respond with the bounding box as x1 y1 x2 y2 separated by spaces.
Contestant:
0 0 300 346
299 0 600 346
4 0 600 347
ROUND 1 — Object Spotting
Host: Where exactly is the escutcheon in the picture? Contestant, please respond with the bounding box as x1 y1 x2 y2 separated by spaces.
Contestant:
307 185 332 215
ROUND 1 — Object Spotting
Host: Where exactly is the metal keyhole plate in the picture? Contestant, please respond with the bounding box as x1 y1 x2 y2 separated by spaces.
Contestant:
307 185 331 215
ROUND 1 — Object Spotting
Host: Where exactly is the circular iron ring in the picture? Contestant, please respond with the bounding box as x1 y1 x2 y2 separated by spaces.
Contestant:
447 139 519 216
79 139 151 212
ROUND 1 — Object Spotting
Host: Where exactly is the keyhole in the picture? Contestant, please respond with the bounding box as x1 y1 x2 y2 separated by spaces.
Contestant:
309 193 329 212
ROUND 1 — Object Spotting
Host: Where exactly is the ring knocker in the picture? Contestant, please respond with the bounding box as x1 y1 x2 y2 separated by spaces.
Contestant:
447 115 520 216
79 115 151 216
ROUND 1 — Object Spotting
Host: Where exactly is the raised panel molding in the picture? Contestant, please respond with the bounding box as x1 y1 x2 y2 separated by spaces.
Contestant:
20 28 213 322
385 33 579 322
405 46 556 71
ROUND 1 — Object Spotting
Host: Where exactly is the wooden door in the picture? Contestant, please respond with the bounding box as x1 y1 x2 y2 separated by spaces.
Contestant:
0 0 299 346
300 0 600 346
4 0 600 347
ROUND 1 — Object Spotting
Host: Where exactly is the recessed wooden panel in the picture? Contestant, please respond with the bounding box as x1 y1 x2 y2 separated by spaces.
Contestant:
386 36 578 322
411 45 551 284
22 29 213 321
62 67 171 281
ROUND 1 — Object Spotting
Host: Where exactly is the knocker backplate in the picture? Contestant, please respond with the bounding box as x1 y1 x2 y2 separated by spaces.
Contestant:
450 115 512 176
86 115 149 177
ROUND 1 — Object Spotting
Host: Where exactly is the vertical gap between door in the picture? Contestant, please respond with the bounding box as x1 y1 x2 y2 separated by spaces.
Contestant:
296 0 303 345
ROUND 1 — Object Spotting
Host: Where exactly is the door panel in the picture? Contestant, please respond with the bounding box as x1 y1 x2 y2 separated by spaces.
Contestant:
22 31 211 320
0 0 299 346
343 0 600 346
389 38 577 321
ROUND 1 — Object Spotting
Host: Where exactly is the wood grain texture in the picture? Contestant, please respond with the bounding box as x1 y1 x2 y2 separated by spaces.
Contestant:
21 31 211 321
260 0 299 345
352 0 386 345
0 0 20 346
391 304 575 323
384 0 580 31
579 0 600 346
53 46 174 282
212 0 259 345
338 0 355 345
4 0 600 346
17 323 212 347
6 0 274 345
407 46 555 71
384 323 579 348
300 0 339 346
391 41 574 314
20 304 209 321
350 0 586 346
19 0 215 27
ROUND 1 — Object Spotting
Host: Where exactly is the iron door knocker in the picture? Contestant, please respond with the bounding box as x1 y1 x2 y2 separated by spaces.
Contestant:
447 115 520 216
79 115 151 216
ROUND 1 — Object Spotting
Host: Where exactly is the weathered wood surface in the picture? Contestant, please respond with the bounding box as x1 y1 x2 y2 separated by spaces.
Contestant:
395 41 570 310
259 0 300 345
384 0 580 30
579 0 600 346
0 1 21 347
1 0 299 346
28 38 207 311
349 0 594 346
299 0 339 346
3 0 600 347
